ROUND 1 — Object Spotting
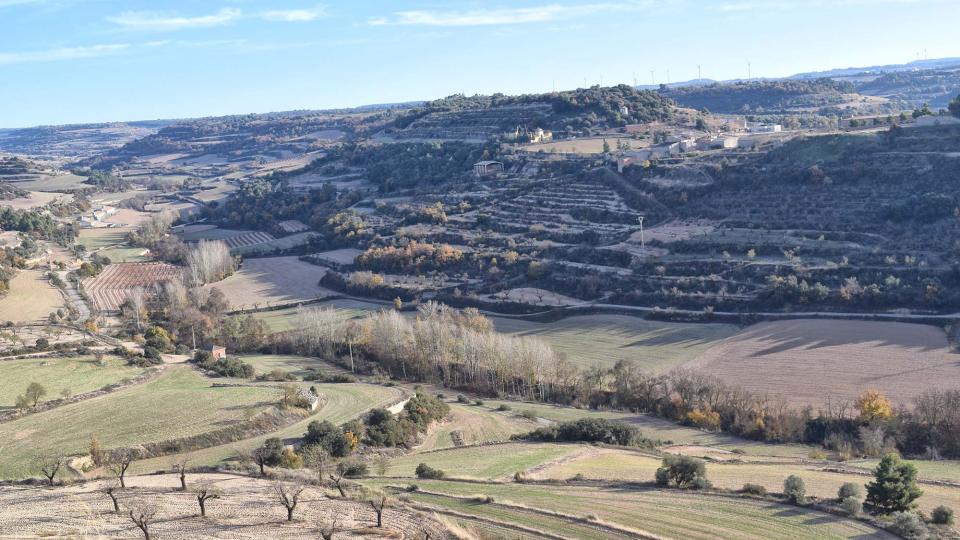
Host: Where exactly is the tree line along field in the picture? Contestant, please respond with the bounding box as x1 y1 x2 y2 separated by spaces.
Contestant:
0 354 146 409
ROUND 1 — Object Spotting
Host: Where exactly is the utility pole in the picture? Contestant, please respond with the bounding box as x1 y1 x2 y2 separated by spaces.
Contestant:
747 60 751 80
650 70 655 85
666 69 670 85
638 216 645 251
599 73 604 87
697 64 702 83
633 71 637 86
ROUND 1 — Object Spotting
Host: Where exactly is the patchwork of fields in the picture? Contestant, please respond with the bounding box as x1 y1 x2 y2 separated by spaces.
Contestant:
0 355 145 408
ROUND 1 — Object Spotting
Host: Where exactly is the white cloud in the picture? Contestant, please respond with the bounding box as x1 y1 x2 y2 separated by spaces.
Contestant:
260 5 326 22
369 2 654 27
106 8 242 31
0 43 129 65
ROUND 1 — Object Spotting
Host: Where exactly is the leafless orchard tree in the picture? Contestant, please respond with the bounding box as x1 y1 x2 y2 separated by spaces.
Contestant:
32 452 66 486
368 495 387 528
191 483 222 517
109 448 136 488
126 498 159 540
328 469 348 498
301 444 328 483
171 458 189 491
102 483 121 512
273 482 307 522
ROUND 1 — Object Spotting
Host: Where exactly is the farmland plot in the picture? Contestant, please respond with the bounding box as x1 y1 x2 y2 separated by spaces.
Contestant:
0 366 278 479
0 355 145 408
531 448 960 514
81 262 182 312
0 270 64 323
492 314 739 371
686 319 960 407
366 479 895 540
0 473 448 539
204 256 332 310
130 382 404 473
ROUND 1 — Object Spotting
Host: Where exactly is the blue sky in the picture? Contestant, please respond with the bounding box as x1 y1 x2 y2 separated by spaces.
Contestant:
1 0 958 128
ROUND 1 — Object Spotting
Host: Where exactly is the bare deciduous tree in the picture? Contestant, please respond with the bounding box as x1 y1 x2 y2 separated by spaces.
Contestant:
329 469 348 498
317 517 340 540
369 495 387 528
126 499 159 540
103 483 121 512
109 448 135 488
33 452 66 486
273 482 306 521
171 458 189 491
185 240 236 286
301 445 328 483
191 483 222 517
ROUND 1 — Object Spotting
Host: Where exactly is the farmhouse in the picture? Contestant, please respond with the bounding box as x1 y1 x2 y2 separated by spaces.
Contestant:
209 345 227 359
473 160 504 176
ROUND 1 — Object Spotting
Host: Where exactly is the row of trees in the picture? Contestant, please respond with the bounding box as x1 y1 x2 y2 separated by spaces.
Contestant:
278 302 960 458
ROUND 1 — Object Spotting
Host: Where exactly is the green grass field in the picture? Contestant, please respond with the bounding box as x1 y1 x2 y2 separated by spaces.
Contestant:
97 246 149 262
387 442 581 479
366 479 894 540
76 229 128 251
130 381 404 474
237 354 347 379
0 366 279 479
248 299 380 332
0 355 146 409
491 314 739 371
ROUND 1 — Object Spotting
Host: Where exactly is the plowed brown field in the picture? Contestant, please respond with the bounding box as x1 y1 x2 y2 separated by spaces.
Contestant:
685 319 960 407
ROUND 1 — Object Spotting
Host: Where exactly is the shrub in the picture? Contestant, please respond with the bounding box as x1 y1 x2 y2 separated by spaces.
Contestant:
691 476 712 490
34 338 49 350
474 399 484 406
336 459 368 478
403 392 450 431
415 463 445 479
365 408 416 448
654 467 670 486
838 482 862 501
656 455 707 488
783 475 806 504
887 512 929 540
841 496 862 516
456 394 469 403
932 505 954 525
518 410 537 421
280 448 303 469
521 418 647 446
496 404 511 412
741 483 767 496
302 420 353 457
192 351 255 378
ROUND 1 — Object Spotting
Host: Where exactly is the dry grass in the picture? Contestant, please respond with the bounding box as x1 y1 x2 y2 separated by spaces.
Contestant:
204 256 333 310
0 270 64 323
685 319 960 406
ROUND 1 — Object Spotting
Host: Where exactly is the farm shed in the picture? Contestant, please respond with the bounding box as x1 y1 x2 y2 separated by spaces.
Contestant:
473 160 504 177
